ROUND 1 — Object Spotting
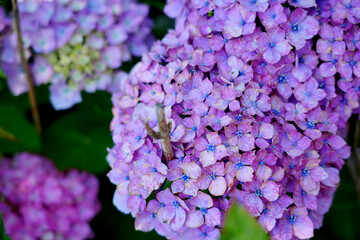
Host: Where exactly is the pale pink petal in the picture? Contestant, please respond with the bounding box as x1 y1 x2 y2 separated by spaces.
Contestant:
259 123 274 139
214 145 228 160
243 193 263 216
293 215 314 239
171 208 186 231
238 135 255 151
205 208 221 227
256 165 272 181
261 181 280 201
171 180 185 193
209 177 227 196
201 151 216 167
236 166 254 182
186 211 204 228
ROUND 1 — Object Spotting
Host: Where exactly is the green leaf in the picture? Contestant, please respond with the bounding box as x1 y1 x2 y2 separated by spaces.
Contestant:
0 81 50 113
0 104 40 153
42 91 113 174
220 204 269 240
0 77 41 153
0 215 12 240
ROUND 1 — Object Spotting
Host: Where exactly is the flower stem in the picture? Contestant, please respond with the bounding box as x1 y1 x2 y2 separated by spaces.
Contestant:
11 0 42 135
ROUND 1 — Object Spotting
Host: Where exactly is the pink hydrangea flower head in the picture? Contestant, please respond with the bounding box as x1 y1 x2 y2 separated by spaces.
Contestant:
0 153 100 240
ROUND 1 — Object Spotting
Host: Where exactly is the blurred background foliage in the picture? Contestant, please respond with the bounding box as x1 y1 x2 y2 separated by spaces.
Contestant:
0 0 360 239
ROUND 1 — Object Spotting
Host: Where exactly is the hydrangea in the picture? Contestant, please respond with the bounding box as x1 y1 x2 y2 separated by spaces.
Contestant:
106 0 359 239
0 0 154 110
0 152 100 240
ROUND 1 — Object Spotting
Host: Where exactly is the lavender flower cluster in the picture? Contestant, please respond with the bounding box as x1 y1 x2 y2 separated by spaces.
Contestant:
107 0 360 239
0 152 100 240
0 0 154 110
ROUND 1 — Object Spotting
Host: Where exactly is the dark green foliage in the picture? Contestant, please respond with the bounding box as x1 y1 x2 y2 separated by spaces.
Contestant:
42 91 113 174
314 167 360 240
0 77 41 153
0 104 40 153
0 216 12 240
220 204 269 240
0 69 112 173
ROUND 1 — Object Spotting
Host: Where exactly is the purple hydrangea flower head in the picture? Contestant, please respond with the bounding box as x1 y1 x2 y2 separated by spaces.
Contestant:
106 0 358 238
0 0 154 110
0 153 100 240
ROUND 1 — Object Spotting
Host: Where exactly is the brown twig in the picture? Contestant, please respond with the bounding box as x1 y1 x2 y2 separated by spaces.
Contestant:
145 103 174 162
0 127 18 141
11 0 42 135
